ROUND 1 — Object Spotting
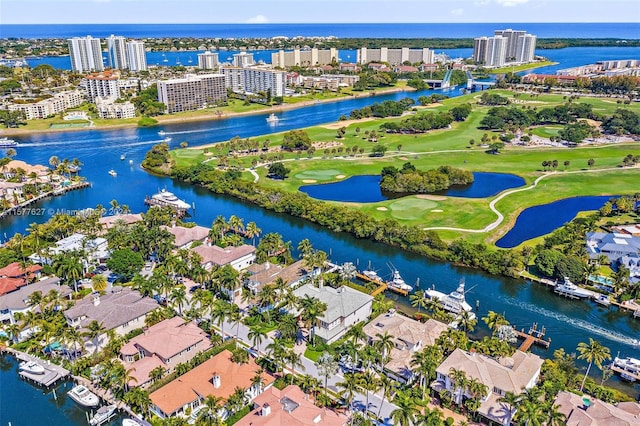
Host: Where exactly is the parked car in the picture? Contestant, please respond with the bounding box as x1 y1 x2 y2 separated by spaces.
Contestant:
153 294 167 306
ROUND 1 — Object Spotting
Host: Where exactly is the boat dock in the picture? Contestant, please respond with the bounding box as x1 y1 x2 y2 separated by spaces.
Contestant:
610 358 640 382
355 271 408 296
0 181 91 219
3 347 70 387
514 323 551 351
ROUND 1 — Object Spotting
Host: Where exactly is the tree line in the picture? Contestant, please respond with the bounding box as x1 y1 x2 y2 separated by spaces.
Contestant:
380 162 473 194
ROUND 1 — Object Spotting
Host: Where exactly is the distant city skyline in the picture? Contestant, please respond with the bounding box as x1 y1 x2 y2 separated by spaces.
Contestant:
2 0 638 25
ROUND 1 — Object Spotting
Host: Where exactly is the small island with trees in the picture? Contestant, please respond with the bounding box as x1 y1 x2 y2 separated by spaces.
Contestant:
380 163 474 194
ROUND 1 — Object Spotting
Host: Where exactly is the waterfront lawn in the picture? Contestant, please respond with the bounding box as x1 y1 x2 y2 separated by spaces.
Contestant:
487 61 557 74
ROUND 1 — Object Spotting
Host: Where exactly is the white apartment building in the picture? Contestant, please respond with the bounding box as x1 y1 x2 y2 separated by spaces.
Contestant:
68 36 104 72
515 34 537 63
494 29 527 61
127 40 147 71
486 36 508 67
475 29 537 66
107 35 128 69
233 52 255 67
8 90 85 120
84 70 120 102
198 51 219 69
356 47 434 65
271 48 339 68
96 100 136 119
220 66 286 97
157 74 227 113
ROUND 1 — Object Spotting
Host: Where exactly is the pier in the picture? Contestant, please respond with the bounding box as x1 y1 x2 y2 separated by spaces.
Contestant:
2 347 70 387
0 181 91 219
610 358 640 382
355 271 408 296
514 323 551 351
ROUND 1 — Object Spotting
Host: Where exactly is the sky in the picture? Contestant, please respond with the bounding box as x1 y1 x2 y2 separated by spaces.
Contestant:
2 0 639 24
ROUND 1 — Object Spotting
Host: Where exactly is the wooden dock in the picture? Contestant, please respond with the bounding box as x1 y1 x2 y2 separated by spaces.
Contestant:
355 272 409 296
0 181 90 219
610 358 640 382
3 347 70 387
514 323 551 351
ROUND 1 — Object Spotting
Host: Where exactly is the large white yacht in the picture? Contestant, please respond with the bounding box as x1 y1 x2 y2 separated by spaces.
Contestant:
426 279 475 316
554 277 591 299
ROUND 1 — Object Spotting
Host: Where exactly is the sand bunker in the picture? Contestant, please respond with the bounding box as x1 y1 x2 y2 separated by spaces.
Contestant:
417 194 447 201
336 174 345 179
376 207 389 211
431 209 443 212
302 179 317 183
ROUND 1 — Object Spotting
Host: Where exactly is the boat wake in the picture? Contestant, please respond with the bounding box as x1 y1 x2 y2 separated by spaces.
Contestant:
502 298 640 347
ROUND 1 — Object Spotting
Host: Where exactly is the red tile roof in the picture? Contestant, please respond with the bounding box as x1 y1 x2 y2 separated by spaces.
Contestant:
0 277 28 296
0 262 42 278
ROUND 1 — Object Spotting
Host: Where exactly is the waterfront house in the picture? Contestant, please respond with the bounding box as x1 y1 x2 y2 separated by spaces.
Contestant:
235 384 348 426
554 391 640 425
98 213 143 230
245 260 318 295
64 287 158 351
292 284 373 344
363 311 448 382
586 231 640 283
161 224 210 249
119 317 212 387
0 262 43 296
431 349 544 425
149 349 274 419
0 277 72 335
30 232 110 266
191 243 256 271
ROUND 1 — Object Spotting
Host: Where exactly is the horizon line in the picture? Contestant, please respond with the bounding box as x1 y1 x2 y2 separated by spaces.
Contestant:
4 21 640 25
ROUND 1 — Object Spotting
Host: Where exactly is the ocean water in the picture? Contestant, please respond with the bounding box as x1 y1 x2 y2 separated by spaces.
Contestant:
2 22 639 39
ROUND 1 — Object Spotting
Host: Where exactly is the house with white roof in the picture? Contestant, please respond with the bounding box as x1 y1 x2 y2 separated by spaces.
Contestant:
30 232 109 265
431 349 544 425
292 284 373 344
586 231 640 283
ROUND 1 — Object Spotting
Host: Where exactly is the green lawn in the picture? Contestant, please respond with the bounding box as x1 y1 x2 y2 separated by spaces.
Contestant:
171 90 640 246
488 61 557 74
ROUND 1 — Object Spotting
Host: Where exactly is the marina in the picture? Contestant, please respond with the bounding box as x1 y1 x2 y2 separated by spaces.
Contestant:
611 356 640 383
3 347 70 387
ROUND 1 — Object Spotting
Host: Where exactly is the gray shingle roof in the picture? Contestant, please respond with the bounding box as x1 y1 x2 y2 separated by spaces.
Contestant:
292 284 373 324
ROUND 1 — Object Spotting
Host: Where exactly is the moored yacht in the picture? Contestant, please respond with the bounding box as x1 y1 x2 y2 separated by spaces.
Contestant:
68 384 100 408
593 293 611 307
266 113 279 123
145 189 191 211
613 356 640 375
426 279 474 316
554 277 591 299
387 268 413 292
19 360 45 375
89 404 117 425
362 269 381 281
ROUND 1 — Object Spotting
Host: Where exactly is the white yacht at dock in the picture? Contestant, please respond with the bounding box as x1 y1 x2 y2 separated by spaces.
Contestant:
387 268 413 292
145 189 190 211
554 277 591 299
426 279 475 317
68 384 100 408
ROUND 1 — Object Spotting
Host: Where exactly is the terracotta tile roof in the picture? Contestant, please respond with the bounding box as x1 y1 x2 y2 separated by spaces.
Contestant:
0 262 42 278
161 225 210 248
125 355 164 387
122 317 211 360
0 277 28 296
4 160 49 176
191 244 255 267
236 385 348 426
149 349 274 416
99 214 143 229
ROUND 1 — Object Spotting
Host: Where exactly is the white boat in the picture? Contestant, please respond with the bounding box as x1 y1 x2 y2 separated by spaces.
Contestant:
426 279 474 315
68 384 100 408
163 137 172 142
120 154 126 161
146 189 191 211
362 269 381 281
0 137 18 148
554 277 591 299
129 159 134 165
266 113 279 123
620 373 637 382
19 360 45 375
613 356 640 375
387 268 413 292
593 293 611 307
122 420 142 426
89 404 117 425
108 169 117 177
158 130 166 136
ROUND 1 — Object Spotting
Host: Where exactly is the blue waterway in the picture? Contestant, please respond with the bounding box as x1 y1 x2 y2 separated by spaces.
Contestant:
495 196 615 248
299 172 525 202
0 354 125 426
2 23 640 39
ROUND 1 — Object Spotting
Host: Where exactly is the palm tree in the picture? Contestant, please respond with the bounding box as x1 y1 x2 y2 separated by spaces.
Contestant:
374 331 394 366
170 286 188 315
482 311 509 334
390 390 421 426
377 374 395 419
266 339 288 374
457 310 477 332
245 221 261 246
298 295 327 345
411 344 443 399
514 399 546 426
577 338 611 391
336 372 360 414
91 274 107 292
210 300 230 339
544 403 567 426
498 391 521 425
285 348 304 384
345 321 367 345
83 320 106 354
149 365 165 383
250 368 266 394
448 368 468 407
123 387 151 418
415 406 445 426
257 284 277 323
315 352 338 398
247 326 268 352
410 290 429 313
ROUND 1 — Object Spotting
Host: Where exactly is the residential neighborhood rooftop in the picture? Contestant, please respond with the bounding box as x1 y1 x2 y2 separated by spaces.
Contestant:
555 391 640 426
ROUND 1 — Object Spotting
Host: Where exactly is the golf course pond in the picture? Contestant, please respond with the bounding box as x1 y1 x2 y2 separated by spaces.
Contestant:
496 195 616 248
299 172 526 203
